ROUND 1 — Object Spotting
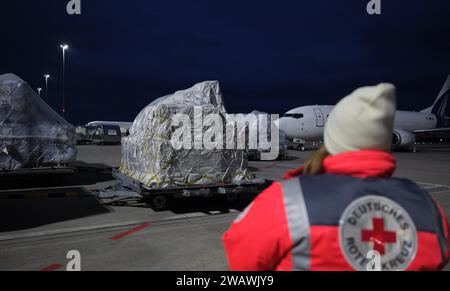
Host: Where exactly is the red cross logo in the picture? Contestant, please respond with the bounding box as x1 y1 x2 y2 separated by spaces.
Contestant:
361 217 397 256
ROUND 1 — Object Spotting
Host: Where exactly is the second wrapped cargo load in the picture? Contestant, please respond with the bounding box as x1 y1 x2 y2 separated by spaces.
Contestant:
120 81 254 188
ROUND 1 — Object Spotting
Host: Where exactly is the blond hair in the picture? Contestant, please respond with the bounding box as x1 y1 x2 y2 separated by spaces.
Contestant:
303 146 330 176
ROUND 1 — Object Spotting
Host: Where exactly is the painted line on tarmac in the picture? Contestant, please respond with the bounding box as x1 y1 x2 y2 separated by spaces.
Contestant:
110 223 150 240
0 210 240 243
417 182 450 193
418 181 450 187
35 214 233 271
0 220 152 242
0 186 86 200
426 187 450 193
0 191 81 199
40 263 64 272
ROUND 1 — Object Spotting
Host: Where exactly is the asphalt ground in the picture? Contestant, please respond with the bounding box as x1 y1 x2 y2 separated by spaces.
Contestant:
0 145 449 271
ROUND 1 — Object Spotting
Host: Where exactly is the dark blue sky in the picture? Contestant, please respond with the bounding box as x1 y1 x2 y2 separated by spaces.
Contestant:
1 0 450 125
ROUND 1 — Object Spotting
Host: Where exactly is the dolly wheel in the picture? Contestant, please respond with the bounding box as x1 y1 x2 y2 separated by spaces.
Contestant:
149 195 168 211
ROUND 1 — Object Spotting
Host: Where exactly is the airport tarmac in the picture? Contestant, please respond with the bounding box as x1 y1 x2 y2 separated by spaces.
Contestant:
1 145 449 271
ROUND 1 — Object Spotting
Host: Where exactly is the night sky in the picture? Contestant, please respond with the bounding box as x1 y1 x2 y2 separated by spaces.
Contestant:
1 0 450 125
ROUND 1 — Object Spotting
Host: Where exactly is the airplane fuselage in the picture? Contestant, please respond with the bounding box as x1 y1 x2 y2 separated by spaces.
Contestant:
278 105 438 141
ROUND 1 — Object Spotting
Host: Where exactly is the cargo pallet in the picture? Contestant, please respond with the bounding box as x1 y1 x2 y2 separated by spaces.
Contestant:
110 168 266 211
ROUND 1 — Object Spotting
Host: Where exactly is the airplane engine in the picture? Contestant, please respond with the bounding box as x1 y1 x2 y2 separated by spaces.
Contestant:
392 129 416 149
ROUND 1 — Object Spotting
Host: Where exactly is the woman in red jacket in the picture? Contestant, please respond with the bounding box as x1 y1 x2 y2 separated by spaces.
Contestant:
223 83 449 271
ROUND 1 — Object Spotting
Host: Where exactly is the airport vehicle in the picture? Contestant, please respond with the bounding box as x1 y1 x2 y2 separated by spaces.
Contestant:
86 121 132 136
75 125 96 145
287 139 322 151
108 169 266 211
90 124 122 145
76 125 121 145
240 111 289 160
249 148 287 160
248 136 288 160
276 76 450 150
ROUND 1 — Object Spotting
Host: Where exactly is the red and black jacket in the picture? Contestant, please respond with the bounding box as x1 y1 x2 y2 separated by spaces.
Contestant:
223 150 450 271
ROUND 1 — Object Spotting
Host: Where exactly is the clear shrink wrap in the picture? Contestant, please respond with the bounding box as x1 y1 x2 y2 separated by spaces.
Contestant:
120 81 253 188
0 73 77 170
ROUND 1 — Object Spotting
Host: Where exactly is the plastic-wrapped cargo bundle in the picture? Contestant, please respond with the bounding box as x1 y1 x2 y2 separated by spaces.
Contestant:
120 81 253 188
0 73 77 170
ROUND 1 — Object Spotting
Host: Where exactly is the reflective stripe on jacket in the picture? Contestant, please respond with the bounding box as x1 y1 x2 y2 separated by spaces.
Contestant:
223 174 450 271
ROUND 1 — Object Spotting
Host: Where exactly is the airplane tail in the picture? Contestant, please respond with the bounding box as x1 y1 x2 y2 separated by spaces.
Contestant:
421 75 450 127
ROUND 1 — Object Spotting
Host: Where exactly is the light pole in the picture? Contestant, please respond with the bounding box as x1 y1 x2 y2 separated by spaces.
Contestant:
37 88 42 96
44 74 50 100
60 44 69 117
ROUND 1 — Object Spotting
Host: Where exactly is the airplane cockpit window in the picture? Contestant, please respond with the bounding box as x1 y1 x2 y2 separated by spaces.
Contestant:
284 113 304 119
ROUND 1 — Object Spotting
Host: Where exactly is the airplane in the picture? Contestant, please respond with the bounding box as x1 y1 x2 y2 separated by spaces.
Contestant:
276 76 450 151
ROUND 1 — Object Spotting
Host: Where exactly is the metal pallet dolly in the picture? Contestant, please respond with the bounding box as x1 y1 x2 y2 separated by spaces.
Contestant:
107 168 266 211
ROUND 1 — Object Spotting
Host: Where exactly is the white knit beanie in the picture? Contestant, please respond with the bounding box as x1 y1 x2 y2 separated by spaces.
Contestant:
324 83 397 156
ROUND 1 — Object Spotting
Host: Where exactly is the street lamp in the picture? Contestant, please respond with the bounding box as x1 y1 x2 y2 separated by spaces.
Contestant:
44 74 50 100
37 88 42 96
60 44 69 117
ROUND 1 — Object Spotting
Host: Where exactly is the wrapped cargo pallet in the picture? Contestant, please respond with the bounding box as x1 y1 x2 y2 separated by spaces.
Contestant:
0 73 77 170
120 81 254 188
